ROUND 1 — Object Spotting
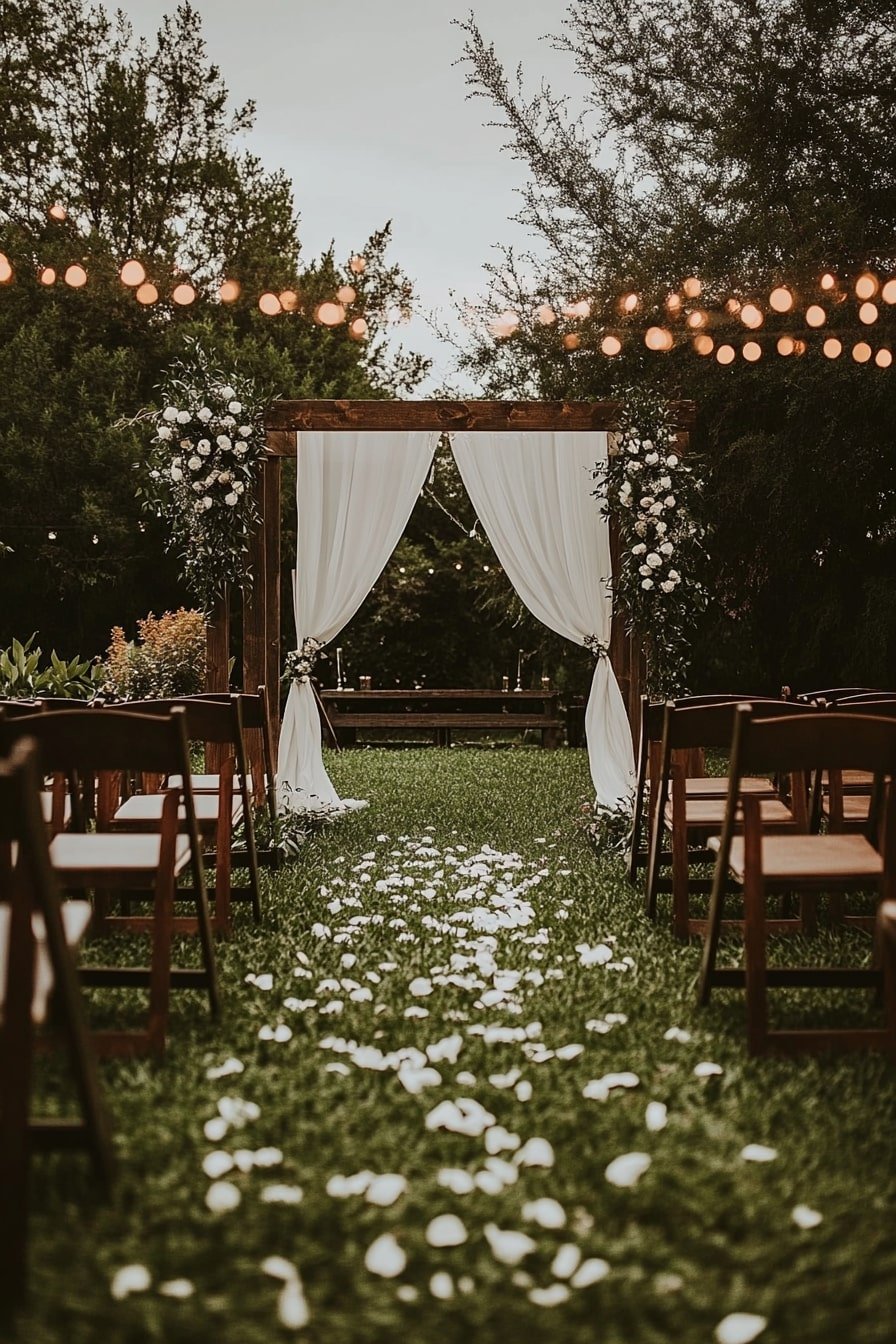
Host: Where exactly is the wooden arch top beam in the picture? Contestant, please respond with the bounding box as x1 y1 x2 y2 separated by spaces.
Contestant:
263 398 696 444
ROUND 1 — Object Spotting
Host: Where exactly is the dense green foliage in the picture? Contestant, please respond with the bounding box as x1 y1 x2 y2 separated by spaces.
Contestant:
460 1 896 692
17 749 896 1343
0 1 425 654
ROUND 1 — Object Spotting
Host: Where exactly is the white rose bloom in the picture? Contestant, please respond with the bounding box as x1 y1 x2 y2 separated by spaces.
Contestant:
197 438 211 451
646 553 663 568
632 543 647 555
650 502 664 515
216 435 232 450
156 426 172 441
643 440 653 451
659 475 672 489
635 521 648 536
639 564 651 577
222 415 236 428
234 441 247 453
188 456 202 471
228 400 242 414
220 385 236 400
162 406 178 422
660 542 674 555
198 443 211 456
234 445 247 457
225 491 239 506
629 460 642 472
203 496 213 509
192 482 204 493
661 580 675 593
175 409 191 425
218 470 231 483
179 438 192 450
170 467 183 482
234 482 245 494
239 425 252 437
665 495 676 507
655 521 668 535
666 454 679 467
640 496 654 508
197 407 213 423
669 569 681 581
645 452 659 465
641 577 654 590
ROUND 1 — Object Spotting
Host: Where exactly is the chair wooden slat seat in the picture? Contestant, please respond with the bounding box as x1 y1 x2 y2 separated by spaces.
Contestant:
0 902 92 1025
112 792 243 830
708 833 883 882
664 796 795 828
50 832 192 880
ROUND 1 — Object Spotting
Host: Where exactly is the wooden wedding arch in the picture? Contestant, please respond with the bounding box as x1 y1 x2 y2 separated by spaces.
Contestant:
206 399 696 769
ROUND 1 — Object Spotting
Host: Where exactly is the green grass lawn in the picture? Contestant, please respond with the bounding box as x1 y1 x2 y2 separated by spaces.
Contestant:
16 748 896 1344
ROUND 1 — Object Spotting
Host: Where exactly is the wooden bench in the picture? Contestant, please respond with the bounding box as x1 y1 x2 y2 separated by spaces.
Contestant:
319 689 562 748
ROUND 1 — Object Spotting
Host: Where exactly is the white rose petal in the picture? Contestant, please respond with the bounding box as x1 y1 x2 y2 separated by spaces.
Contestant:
175 409 191 424
438 1168 476 1195
522 1197 566 1229
202 1150 234 1178
694 1061 723 1078
225 491 239 506
571 1257 610 1288
110 1264 151 1299
515 1137 555 1168
364 1232 406 1278
604 1152 651 1188
425 1214 467 1247
740 1144 778 1163
261 1184 304 1205
791 1204 822 1229
551 1244 581 1279
409 976 433 996
484 1125 520 1155
228 400 243 414
576 942 613 968
262 1256 299 1281
645 1101 669 1132
188 456 202 471
203 1116 228 1142
205 1179 241 1213
715 1312 768 1344
162 406 178 422
430 1271 454 1299
159 1278 194 1299
483 1223 537 1265
278 1276 310 1330
529 1284 570 1307
365 1173 407 1207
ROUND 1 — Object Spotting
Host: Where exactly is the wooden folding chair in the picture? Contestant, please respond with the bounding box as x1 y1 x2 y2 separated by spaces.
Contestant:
812 701 896 838
192 687 280 867
645 699 811 938
0 739 114 1314
628 693 782 886
698 707 896 1056
0 708 219 1055
112 696 261 932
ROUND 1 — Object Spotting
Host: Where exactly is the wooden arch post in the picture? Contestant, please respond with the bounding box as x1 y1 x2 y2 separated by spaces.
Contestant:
237 399 696 769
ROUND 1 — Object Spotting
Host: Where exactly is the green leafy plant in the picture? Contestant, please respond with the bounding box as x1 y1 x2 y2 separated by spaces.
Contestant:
0 635 103 699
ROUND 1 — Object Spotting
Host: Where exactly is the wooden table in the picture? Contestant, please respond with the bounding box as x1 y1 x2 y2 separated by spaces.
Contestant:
319 688 563 748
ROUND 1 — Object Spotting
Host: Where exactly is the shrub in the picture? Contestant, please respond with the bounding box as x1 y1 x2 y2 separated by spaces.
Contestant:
0 635 103 699
103 608 207 700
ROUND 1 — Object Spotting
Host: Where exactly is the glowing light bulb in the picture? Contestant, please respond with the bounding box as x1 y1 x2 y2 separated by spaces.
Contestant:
0 253 12 283
665 293 682 313
48 203 67 221
600 334 621 356
769 286 793 312
686 310 707 329
171 283 196 306
805 305 826 327
337 284 357 304
620 292 639 314
219 279 240 303
777 336 795 356
682 276 701 298
348 317 369 340
455 562 462 570
535 303 556 325
279 290 299 312
563 332 581 350
38 266 56 285
64 264 87 288
317 300 346 326
349 254 367 274
725 298 742 314
859 302 878 324
740 303 763 329
855 273 878 300
820 272 836 291
716 344 735 364
852 342 872 363
47 530 57 540
881 279 896 305
563 298 591 319
875 348 893 368
135 282 158 304
120 259 145 287
823 338 842 359
742 341 762 361
693 334 714 355
259 292 282 315
645 326 673 351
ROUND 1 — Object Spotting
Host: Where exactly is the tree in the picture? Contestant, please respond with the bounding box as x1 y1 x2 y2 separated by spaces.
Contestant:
459 1 896 690
0 1 426 655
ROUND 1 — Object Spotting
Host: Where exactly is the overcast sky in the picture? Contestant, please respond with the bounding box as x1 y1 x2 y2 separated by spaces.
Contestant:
115 0 581 391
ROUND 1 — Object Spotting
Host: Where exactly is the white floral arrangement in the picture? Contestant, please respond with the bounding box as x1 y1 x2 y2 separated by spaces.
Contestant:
282 637 326 685
593 387 707 697
140 339 267 609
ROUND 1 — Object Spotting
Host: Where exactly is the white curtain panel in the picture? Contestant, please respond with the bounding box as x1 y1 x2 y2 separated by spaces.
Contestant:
451 430 635 809
278 429 437 811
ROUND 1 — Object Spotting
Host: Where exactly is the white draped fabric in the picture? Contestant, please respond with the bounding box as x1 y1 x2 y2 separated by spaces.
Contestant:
278 429 437 811
451 430 635 809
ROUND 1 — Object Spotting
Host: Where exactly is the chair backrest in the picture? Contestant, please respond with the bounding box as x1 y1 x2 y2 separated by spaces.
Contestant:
797 686 883 704
734 706 896 777
661 698 813 753
833 694 896 709
117 697 243 749
0 707 192 777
